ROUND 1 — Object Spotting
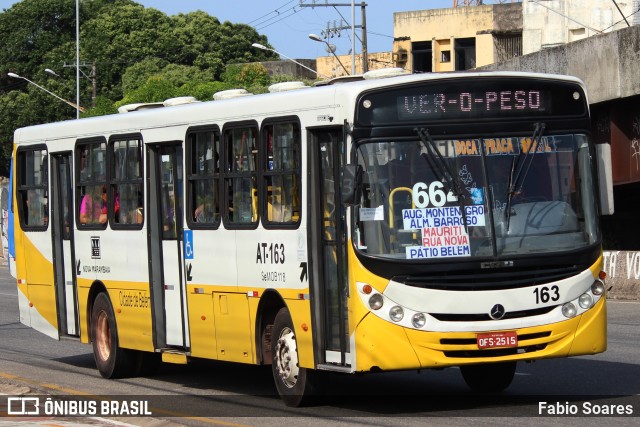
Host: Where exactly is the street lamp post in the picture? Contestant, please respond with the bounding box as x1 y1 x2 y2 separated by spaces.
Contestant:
8 72 86 113
251 43 329 79
308 34 350 76
44 68 61 78
46 66 97 108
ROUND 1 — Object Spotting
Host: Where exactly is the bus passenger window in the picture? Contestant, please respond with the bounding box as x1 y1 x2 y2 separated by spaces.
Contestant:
109 137 143 228
76 139 107 228
187 127 221 227
262 121 301 227
224 125 258 226
16 148 49 230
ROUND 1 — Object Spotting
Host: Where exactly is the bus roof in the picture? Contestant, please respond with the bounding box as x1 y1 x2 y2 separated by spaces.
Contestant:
13 70 585 146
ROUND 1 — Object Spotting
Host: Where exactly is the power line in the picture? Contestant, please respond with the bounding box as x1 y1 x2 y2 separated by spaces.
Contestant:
247 0 297 25
255 8 303 31
367 30 394 39
601 6 640 32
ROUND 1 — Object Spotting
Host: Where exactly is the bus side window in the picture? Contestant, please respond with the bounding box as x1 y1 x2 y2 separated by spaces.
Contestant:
76 139 107 229
187 127 221 227
224 124 258 226
109 137 143 228
16 148 49 230
262 120 301 227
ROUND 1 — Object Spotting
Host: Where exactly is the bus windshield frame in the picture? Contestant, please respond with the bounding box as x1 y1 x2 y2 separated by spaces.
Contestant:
349 76 599 265
351 133 600 262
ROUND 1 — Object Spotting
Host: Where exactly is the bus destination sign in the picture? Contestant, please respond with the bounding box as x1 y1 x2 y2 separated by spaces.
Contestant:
356 78 587 126
397 89 550 120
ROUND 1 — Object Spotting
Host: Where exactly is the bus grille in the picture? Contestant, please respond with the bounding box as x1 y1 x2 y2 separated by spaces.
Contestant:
441 332 551 358
430 306 555 322
399 265 580 291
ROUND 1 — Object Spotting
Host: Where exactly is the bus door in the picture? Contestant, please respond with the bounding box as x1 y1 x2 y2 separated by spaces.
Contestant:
148 143 189 349
309 129 350 368
50 152 79 336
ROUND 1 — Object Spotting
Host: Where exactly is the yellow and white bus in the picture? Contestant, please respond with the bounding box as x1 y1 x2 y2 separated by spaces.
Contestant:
12 70 613 406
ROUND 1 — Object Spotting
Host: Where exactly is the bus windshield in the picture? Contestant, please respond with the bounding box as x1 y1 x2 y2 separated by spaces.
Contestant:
353 134 599 260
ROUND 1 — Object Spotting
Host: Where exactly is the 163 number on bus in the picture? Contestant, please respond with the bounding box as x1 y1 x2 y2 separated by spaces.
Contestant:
533 285 560 305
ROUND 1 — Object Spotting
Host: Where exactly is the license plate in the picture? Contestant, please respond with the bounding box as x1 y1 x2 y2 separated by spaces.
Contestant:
476 331 518 349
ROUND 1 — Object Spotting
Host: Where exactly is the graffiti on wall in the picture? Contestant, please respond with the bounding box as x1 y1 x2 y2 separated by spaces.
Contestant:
603 251 640 281
633 112 640 172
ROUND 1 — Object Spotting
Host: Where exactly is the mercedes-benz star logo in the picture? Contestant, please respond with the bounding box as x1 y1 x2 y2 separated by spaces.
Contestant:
489 304 506 320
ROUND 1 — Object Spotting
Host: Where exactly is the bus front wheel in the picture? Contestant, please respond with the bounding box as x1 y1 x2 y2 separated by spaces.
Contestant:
460 361 516 392
271 307 316 407
91 292 137 379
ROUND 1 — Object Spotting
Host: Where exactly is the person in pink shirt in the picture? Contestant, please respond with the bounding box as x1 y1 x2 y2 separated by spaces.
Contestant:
79 186 107 225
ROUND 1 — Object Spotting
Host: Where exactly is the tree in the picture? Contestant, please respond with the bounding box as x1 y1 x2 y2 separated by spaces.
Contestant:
0 0 281 176
115 76 178 108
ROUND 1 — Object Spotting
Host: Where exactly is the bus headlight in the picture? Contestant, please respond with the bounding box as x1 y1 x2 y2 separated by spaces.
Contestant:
412 312 426 328
562 302 577 318
578 293 593 309
389 305 404 322
368 294 383 310
591 280 605 296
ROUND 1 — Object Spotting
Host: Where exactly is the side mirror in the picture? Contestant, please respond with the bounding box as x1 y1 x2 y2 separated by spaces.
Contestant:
596 143 614 215
341 164 362 206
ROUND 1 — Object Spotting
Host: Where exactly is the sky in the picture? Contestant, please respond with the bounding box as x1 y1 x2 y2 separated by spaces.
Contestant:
0 0 465 59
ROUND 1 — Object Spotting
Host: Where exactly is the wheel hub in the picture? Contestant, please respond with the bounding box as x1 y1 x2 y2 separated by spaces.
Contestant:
96 311 111 361
275 326 299 388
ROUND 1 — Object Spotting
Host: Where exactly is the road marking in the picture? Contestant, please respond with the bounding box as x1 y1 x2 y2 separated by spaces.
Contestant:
0 372 251 427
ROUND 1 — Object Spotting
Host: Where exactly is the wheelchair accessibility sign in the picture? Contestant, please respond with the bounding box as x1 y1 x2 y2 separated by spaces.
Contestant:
183 230 194 259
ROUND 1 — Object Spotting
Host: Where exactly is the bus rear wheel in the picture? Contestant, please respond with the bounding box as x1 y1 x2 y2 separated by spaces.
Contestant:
91 292 137 379
271 307 316 407
460 361 517 392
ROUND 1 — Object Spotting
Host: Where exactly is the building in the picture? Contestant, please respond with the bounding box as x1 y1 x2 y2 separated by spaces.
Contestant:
315 52 394 79
392 3 523 73
523 0 640 54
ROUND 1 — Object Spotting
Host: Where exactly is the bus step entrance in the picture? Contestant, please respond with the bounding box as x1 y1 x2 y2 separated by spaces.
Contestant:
160 349 189 365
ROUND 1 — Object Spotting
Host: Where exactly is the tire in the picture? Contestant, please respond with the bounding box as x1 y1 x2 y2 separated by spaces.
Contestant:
271 307 317 407
91 292 137 379
460 361 517 393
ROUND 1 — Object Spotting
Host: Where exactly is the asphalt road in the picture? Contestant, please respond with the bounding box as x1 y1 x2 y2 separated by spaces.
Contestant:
0 260 639 426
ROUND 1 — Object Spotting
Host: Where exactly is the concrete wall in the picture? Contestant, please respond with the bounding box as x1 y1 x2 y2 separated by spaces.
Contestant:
523 0 636 54
604 251 640 300
479 24 640 105
258 59 318 81
316 51 395 78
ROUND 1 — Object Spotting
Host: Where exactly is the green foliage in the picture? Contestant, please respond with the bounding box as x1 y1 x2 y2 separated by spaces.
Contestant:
179 81 232 101
115 76 178 107
81 96 118 118
121 58 168 93
0 0 292 176
223 63 271 88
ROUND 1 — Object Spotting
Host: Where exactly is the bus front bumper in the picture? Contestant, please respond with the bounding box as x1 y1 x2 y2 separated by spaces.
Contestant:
353 297 606 371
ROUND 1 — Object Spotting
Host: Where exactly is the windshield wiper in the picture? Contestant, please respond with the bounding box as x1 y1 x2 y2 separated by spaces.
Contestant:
505 122 546 231
414 127 468 232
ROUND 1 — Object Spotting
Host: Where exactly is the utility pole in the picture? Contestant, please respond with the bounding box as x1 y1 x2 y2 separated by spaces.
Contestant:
90 62 97 108
63 61 97 107
299 2 368 73
361 3 368 72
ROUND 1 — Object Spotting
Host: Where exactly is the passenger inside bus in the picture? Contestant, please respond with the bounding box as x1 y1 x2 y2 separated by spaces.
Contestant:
79 185 120 225
131 191 144 224
79 185 107 225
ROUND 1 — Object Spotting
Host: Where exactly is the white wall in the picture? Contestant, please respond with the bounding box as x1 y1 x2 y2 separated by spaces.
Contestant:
523 0 636 54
